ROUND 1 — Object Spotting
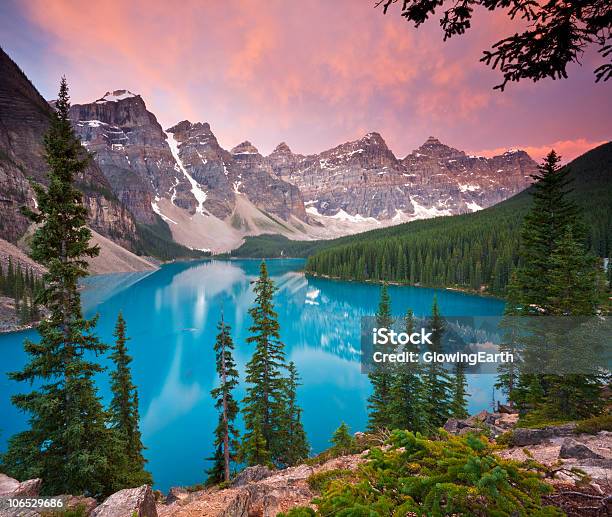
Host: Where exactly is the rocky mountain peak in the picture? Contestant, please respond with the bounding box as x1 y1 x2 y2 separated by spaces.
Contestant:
412 136 465 159
231 141 259 156
95 90 139 104
271 142 292 155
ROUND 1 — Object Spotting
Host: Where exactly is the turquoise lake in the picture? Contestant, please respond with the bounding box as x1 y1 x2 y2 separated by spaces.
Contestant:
0 258 506 491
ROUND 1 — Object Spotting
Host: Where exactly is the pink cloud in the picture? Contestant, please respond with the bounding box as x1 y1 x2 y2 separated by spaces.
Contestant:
474 139 609 163
13 0 610 158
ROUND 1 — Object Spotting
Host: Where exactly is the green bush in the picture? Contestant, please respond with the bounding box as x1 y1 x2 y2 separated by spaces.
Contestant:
309 431 563 517
574 413 612 434
516 409 574 429
277 507 316 517
307 469 352 493
495 430 515 447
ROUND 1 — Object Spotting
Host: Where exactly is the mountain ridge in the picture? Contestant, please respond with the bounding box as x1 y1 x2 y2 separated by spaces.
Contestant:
0 44 541 258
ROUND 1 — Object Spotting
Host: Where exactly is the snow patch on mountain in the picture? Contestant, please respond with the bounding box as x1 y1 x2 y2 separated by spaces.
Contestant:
96 90 137 103
165 131 207 214
409 197 452 220
151 198 178 225
466 201 483 212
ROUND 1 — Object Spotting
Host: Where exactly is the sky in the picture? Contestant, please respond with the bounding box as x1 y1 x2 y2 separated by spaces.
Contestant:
1 0 609 162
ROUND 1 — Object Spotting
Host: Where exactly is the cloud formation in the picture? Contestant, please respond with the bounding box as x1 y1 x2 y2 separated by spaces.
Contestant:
3 0 609 160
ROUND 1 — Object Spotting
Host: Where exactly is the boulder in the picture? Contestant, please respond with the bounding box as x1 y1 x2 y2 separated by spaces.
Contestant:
497 404 517 414
0 473 42 497
91 485 157 517
511 428 552 446
57 495 98 515
231 465 274 487
511 423 577 446
559 438 604 460
165 486 189 505
443 418 480 435
217 490 250 517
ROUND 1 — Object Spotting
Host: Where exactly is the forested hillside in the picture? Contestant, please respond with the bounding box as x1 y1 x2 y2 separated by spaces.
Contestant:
301 143 611 294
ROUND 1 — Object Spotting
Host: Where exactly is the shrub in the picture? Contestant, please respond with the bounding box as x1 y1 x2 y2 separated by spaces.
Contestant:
307 469 352 493
277 508 316 517
516 409 573 429
574 413 612 434
310 430 563 517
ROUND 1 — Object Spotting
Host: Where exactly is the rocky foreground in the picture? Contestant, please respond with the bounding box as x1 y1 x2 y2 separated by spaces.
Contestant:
1 410 610 517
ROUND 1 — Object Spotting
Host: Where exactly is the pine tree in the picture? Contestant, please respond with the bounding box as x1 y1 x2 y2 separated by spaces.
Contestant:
330 422 355 455
242 261 288 466
508 151 605 419
508 150 583 314
388 309 425 432
421 297 452 432
450 362 469 419
109 312 152 488
367 284 395 431
278 362 309 467
207 314 240 484
1 78 115 497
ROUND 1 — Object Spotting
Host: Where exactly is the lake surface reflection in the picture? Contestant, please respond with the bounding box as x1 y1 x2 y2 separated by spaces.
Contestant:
0 259 505 490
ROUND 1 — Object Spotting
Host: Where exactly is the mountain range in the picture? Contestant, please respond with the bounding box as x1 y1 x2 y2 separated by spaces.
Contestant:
0 47 537 264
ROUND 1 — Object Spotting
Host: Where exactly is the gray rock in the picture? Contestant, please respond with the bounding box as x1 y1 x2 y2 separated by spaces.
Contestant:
57 495 98 515
497 404 517 414
165 486 189 505
232 466 274 487
511 423 577 446
511 428 552 446
559 438 604 460
219 490 250 517
0 473 42 497
91 485 157 517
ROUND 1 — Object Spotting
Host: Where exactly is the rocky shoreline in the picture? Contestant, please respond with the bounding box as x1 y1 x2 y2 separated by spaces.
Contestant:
1 409 610 517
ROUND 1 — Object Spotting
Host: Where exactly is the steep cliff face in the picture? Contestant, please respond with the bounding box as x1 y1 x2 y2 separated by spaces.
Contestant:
0 49 138 250
401 137 536 213
70 91 196 224
272 134 536 221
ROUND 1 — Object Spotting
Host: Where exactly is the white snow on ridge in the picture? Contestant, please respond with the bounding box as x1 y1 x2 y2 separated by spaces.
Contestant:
165 131 207 214
151 198 178 225
409 196 452 220
466 201 483 212
79 119 107 127
459 184 480 192
97 90 137 103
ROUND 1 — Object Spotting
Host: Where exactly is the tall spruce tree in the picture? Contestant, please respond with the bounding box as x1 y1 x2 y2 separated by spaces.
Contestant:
242 261 288 466
278 362 309 467
1 78 115 497
421 297 452 432
450 362 469 419
207 314 240 484
508 151 605 419
109 312 152 488
367 283 395 431
388 309 425 432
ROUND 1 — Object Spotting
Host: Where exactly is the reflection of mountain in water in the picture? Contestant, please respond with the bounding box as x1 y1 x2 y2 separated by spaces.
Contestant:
81 270 156 311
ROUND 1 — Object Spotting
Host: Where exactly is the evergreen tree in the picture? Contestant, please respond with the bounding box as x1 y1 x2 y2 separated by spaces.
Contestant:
1 78 115 497
278 362 309 467
109 312 152 488
367 284 395 431
330 422 355 455
388 309 425 432
450 362 469 419
207 314 240 484
421 297 452 432
241 261 288 466
508 151 605 419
